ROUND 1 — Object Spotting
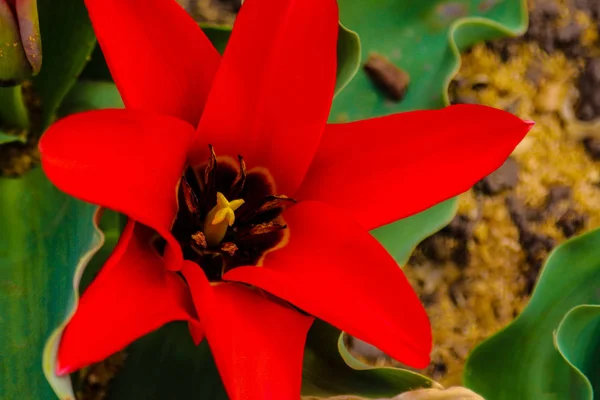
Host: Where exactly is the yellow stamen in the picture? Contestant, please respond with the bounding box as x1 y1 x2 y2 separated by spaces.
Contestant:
204 192 245 247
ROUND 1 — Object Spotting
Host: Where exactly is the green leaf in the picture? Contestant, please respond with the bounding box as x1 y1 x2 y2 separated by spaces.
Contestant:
106 319 434 400
371 198 458 266
0 169 102 399
34 0 96 129
79 209 124 293
464 228 600 400
106 322 228 400
330 0 528 122
555 305 600 399
37 76 127 399
202 23 361 97
303 321 434 397
0 85 29 129
202 24 234 55
334 23 361 97
58 81 124 117
0 131 25 144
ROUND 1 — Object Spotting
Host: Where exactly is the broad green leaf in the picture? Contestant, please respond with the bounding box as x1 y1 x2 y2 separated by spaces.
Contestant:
106 319 433 400
34 0 96 129
464 228 600 400
555 305 600 399
0 85 29 129
106 322 228 400
0 169 102 400
202 24 233 55
371 198 458 266
40 78 126 399
330 0 528 122
302 321 434 397
79 209 124 293
334 23 361 97
0 131 25 144
58 81 124 117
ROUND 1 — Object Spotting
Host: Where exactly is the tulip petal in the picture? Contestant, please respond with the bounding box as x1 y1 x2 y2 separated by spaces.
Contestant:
84 0 220 125
191 0 338 194
57 221 196 374
224 201 431 368
182 263 312 400
296 104 533 230
40 109 194 269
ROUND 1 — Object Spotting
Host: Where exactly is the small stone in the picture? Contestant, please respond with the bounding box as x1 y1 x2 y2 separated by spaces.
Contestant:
395 386 484 400
349 337 386 360
474 157 519 195
576 59 600 121
556 209 587 237
506 195 556 293
583 137 600 160
556 20 583 45
364 53 410 102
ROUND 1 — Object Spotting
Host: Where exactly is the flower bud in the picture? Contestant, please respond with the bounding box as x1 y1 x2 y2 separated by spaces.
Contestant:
0 0 41 86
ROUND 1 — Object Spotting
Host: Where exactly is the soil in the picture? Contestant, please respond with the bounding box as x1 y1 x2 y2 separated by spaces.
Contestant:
350 0 600 387
73 0 600 396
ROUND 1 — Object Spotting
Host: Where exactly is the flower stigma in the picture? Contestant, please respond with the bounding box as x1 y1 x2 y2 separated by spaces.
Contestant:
204 192 245 247
169 145 295 282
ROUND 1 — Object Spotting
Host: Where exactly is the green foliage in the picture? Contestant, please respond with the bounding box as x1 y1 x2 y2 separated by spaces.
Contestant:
0 2 107 398
34 0 96 129
302 321 435 397
0 131 25 144
58 81 124 117
0 86 29 130
0 169 102 399
102 319 435 400
41 80 126 400
464 228 600 400
331 0 528 122
371 198 458 265
105 322 228 400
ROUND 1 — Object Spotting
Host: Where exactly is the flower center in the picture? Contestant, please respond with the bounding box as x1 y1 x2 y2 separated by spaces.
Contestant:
171 146 293 282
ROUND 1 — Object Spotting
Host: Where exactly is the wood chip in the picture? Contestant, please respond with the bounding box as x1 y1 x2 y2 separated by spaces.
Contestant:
364 53 410 101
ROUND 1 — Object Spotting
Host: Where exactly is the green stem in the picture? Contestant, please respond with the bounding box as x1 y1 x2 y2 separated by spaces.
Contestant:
0 85 30 130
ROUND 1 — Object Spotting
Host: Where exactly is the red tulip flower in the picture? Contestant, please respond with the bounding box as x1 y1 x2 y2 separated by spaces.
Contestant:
39 0 532 398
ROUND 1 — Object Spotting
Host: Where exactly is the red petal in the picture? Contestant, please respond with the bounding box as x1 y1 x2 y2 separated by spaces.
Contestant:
296 105 533 230
84 0 220 126
182 264 312 400
191 0 338 194
224 201 431 368
57 221 196 374
40 109 194 270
